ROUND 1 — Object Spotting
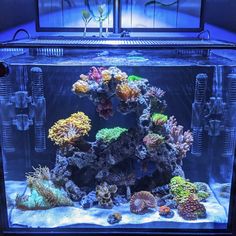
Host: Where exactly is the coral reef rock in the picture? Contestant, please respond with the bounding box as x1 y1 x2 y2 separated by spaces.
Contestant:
177 195 207 220
130 191 157 214
16 166 73 210
107 212 122 224
96 182 117 208
50 66 193 201
80 191 98 209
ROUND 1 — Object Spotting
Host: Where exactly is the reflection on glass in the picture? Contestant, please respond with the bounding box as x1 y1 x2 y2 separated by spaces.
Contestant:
121 0 202 29
38 0 113 29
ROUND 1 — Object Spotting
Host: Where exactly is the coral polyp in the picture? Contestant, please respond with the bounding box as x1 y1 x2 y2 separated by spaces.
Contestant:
96 127 128 143
116 83 140 102
72 80 89 94
151 113 168 126
48 112 91 146
143 132 165 150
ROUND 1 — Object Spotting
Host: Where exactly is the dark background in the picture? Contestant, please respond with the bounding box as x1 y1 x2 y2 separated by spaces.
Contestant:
0 0 236 33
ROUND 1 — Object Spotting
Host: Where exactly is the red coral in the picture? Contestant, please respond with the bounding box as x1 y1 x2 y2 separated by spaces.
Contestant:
96 98 113 120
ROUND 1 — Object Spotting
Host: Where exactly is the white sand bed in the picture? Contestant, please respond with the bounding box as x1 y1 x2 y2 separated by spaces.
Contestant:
5 181 228 228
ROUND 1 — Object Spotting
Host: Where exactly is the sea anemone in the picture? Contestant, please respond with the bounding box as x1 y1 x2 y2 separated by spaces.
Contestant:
72 80 89 94
151 113 168 126
143 132 165 150
130 191 156 214
116 83 140 102
48 112 91 146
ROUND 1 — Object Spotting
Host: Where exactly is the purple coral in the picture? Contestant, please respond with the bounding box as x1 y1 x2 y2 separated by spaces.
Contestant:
88 66 105 82
146 87 165 99
165 116 193 159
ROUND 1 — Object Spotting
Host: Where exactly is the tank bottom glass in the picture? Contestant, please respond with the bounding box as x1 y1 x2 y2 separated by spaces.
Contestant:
5 181 229 229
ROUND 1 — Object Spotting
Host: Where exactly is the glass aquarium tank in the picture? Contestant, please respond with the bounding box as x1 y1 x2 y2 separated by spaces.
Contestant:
0 0 236 235
0 40 236 234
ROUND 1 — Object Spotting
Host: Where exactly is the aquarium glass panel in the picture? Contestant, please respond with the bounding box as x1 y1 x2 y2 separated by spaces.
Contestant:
120 0 202 29
0 47 235 231
38 0 113 30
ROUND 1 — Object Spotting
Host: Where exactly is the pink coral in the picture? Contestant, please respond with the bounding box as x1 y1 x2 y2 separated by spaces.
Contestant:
88 67 105 82
146 87 165 99
165 116 193 159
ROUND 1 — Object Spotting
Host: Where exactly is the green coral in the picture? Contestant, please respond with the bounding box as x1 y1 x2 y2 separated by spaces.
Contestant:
128 75 142 82
96 127 128 143
151 113 168 125
194 182 210 201
169 176 197 204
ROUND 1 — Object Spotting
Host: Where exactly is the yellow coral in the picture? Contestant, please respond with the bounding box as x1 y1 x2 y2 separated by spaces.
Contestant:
48 112 91 146
116 83 140 102
114 72 128 82
72 80 89 94
101 70 112 84
80 74 89 81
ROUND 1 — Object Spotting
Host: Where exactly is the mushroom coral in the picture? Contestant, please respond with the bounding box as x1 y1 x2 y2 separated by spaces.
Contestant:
48 112 91 146
130 191 156 214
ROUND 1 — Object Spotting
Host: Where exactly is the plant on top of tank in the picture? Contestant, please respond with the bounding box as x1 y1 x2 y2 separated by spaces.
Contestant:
151 113 168 126
48 112 91 147
81 10 92 37
96 127 128 143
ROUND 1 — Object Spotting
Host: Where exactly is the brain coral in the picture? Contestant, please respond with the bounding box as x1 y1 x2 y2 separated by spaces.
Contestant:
130 191 156 214
48 112 91 146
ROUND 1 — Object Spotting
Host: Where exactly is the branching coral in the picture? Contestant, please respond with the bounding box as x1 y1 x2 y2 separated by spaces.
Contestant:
146 87 165 99
96 182 117 208
143 132 165 150
130 191 156 214
165 116 193 159
48 112 91 146
151 113 168 126
116 83 140 102
96 127 128 143
72 80 90 94
169 176 197 204
177 195 207 220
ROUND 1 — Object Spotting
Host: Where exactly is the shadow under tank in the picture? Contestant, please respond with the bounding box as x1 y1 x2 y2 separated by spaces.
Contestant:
1 48 235 229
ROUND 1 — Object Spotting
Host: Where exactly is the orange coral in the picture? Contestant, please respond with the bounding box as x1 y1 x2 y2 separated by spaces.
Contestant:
72 80 89 94
48 112 91 146
114 71 128 82
116 83 140 102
